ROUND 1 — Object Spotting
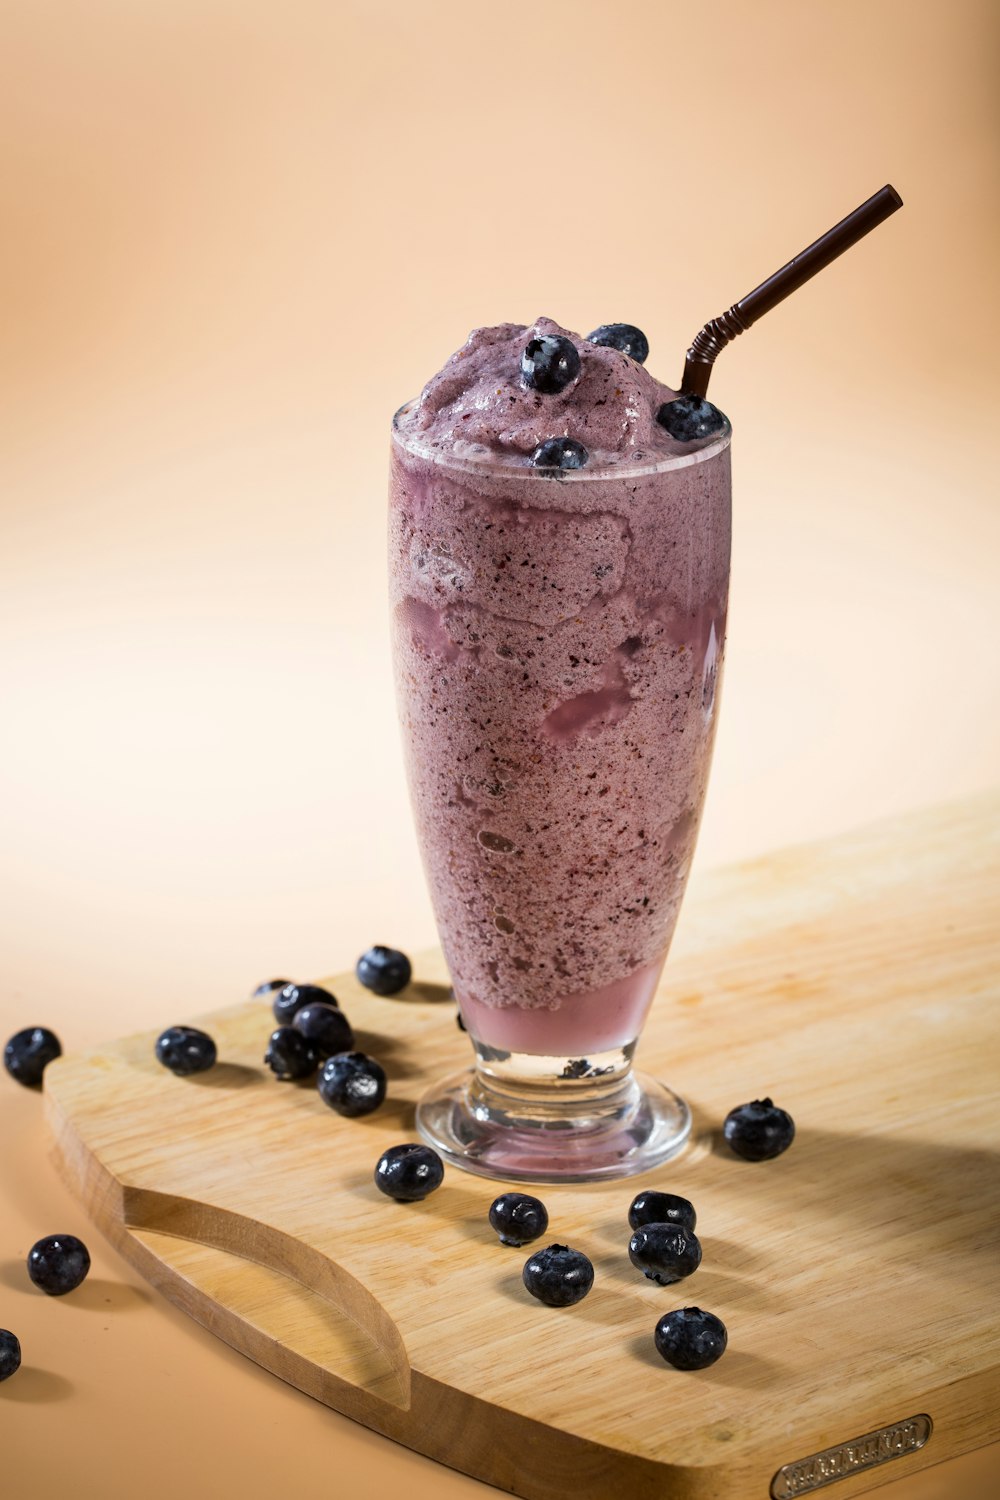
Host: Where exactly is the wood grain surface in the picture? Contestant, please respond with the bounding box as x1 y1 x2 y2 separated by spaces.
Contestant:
42 793 1000 1500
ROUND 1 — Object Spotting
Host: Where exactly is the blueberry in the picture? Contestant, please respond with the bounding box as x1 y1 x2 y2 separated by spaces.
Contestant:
628 1190 697 1233
374 1143 444 1201
522 1244 594 1307
292 1002 354 1056
654 1306 728 1370
628 1223 702 1285
154 1026 217 1076
4 1027 62 1087
723 1097 795 1161
520 335 581 395
355 947 412 997
586 323 649 364
456 1010 467 1032
273 982 339 1025
656 396 728 442
0 1329 21 1382
27 1234 91 1296
252 978 291 999
530 437 589 473
263 1027 320 1080
489 1192 549 1247
318 1052 387 1117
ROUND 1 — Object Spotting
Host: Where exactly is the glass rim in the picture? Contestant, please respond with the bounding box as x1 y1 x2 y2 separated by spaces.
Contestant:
391 402 732 481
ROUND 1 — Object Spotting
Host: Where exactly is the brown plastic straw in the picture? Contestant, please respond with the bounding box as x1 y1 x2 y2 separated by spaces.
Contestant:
680 185 903 399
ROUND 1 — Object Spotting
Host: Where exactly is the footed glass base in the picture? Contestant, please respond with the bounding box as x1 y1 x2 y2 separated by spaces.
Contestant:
415 1045 691 1183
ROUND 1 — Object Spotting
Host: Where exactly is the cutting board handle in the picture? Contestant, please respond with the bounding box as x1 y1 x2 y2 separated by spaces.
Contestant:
122 1186 411 1409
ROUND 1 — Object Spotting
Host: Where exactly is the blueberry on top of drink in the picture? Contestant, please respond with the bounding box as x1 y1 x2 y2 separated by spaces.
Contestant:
656 395 728 442
520 334 581 395
530 437 589 473
586 323 650 364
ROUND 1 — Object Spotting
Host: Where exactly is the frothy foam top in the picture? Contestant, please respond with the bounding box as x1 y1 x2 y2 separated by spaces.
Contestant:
394 317 729 472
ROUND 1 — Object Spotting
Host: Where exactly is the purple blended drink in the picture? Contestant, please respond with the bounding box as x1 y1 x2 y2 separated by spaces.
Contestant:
390 317 730 1180
386 190 900 1181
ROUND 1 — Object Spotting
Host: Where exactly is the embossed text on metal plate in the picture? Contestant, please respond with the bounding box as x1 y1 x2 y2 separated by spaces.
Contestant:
770 1414 932 1497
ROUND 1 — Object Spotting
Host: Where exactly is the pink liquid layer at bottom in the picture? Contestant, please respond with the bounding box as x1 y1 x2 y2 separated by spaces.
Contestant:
457 956 666 1056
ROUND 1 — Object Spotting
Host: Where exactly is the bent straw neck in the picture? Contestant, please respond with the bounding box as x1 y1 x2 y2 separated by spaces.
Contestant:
680 185 903 399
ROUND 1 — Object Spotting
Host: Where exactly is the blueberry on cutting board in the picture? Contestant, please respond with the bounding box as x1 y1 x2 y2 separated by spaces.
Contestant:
522 1244 594 1307
273 982 339 1025
628 1224 702 1285
251 978 291 999
292 1003 354 1056
263 1027 320 1080
356 947 412 996
489 1192 549 1247
628 1190 697 1233
154 1026 217 1076
374 1143 444 1201
318 1053 386 1117
654 1307 728 1369
723 1097 795 1161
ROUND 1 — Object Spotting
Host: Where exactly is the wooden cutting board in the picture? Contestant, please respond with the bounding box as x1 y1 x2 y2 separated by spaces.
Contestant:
43 793 1000 1500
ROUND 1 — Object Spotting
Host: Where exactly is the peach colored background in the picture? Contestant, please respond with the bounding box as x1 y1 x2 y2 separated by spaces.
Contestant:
1 1 997 1495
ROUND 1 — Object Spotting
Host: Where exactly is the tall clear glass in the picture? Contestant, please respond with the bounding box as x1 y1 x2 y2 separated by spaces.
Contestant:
389 408 731 1182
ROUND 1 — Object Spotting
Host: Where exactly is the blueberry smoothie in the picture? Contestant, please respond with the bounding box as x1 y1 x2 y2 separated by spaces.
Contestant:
390 319 730 1065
